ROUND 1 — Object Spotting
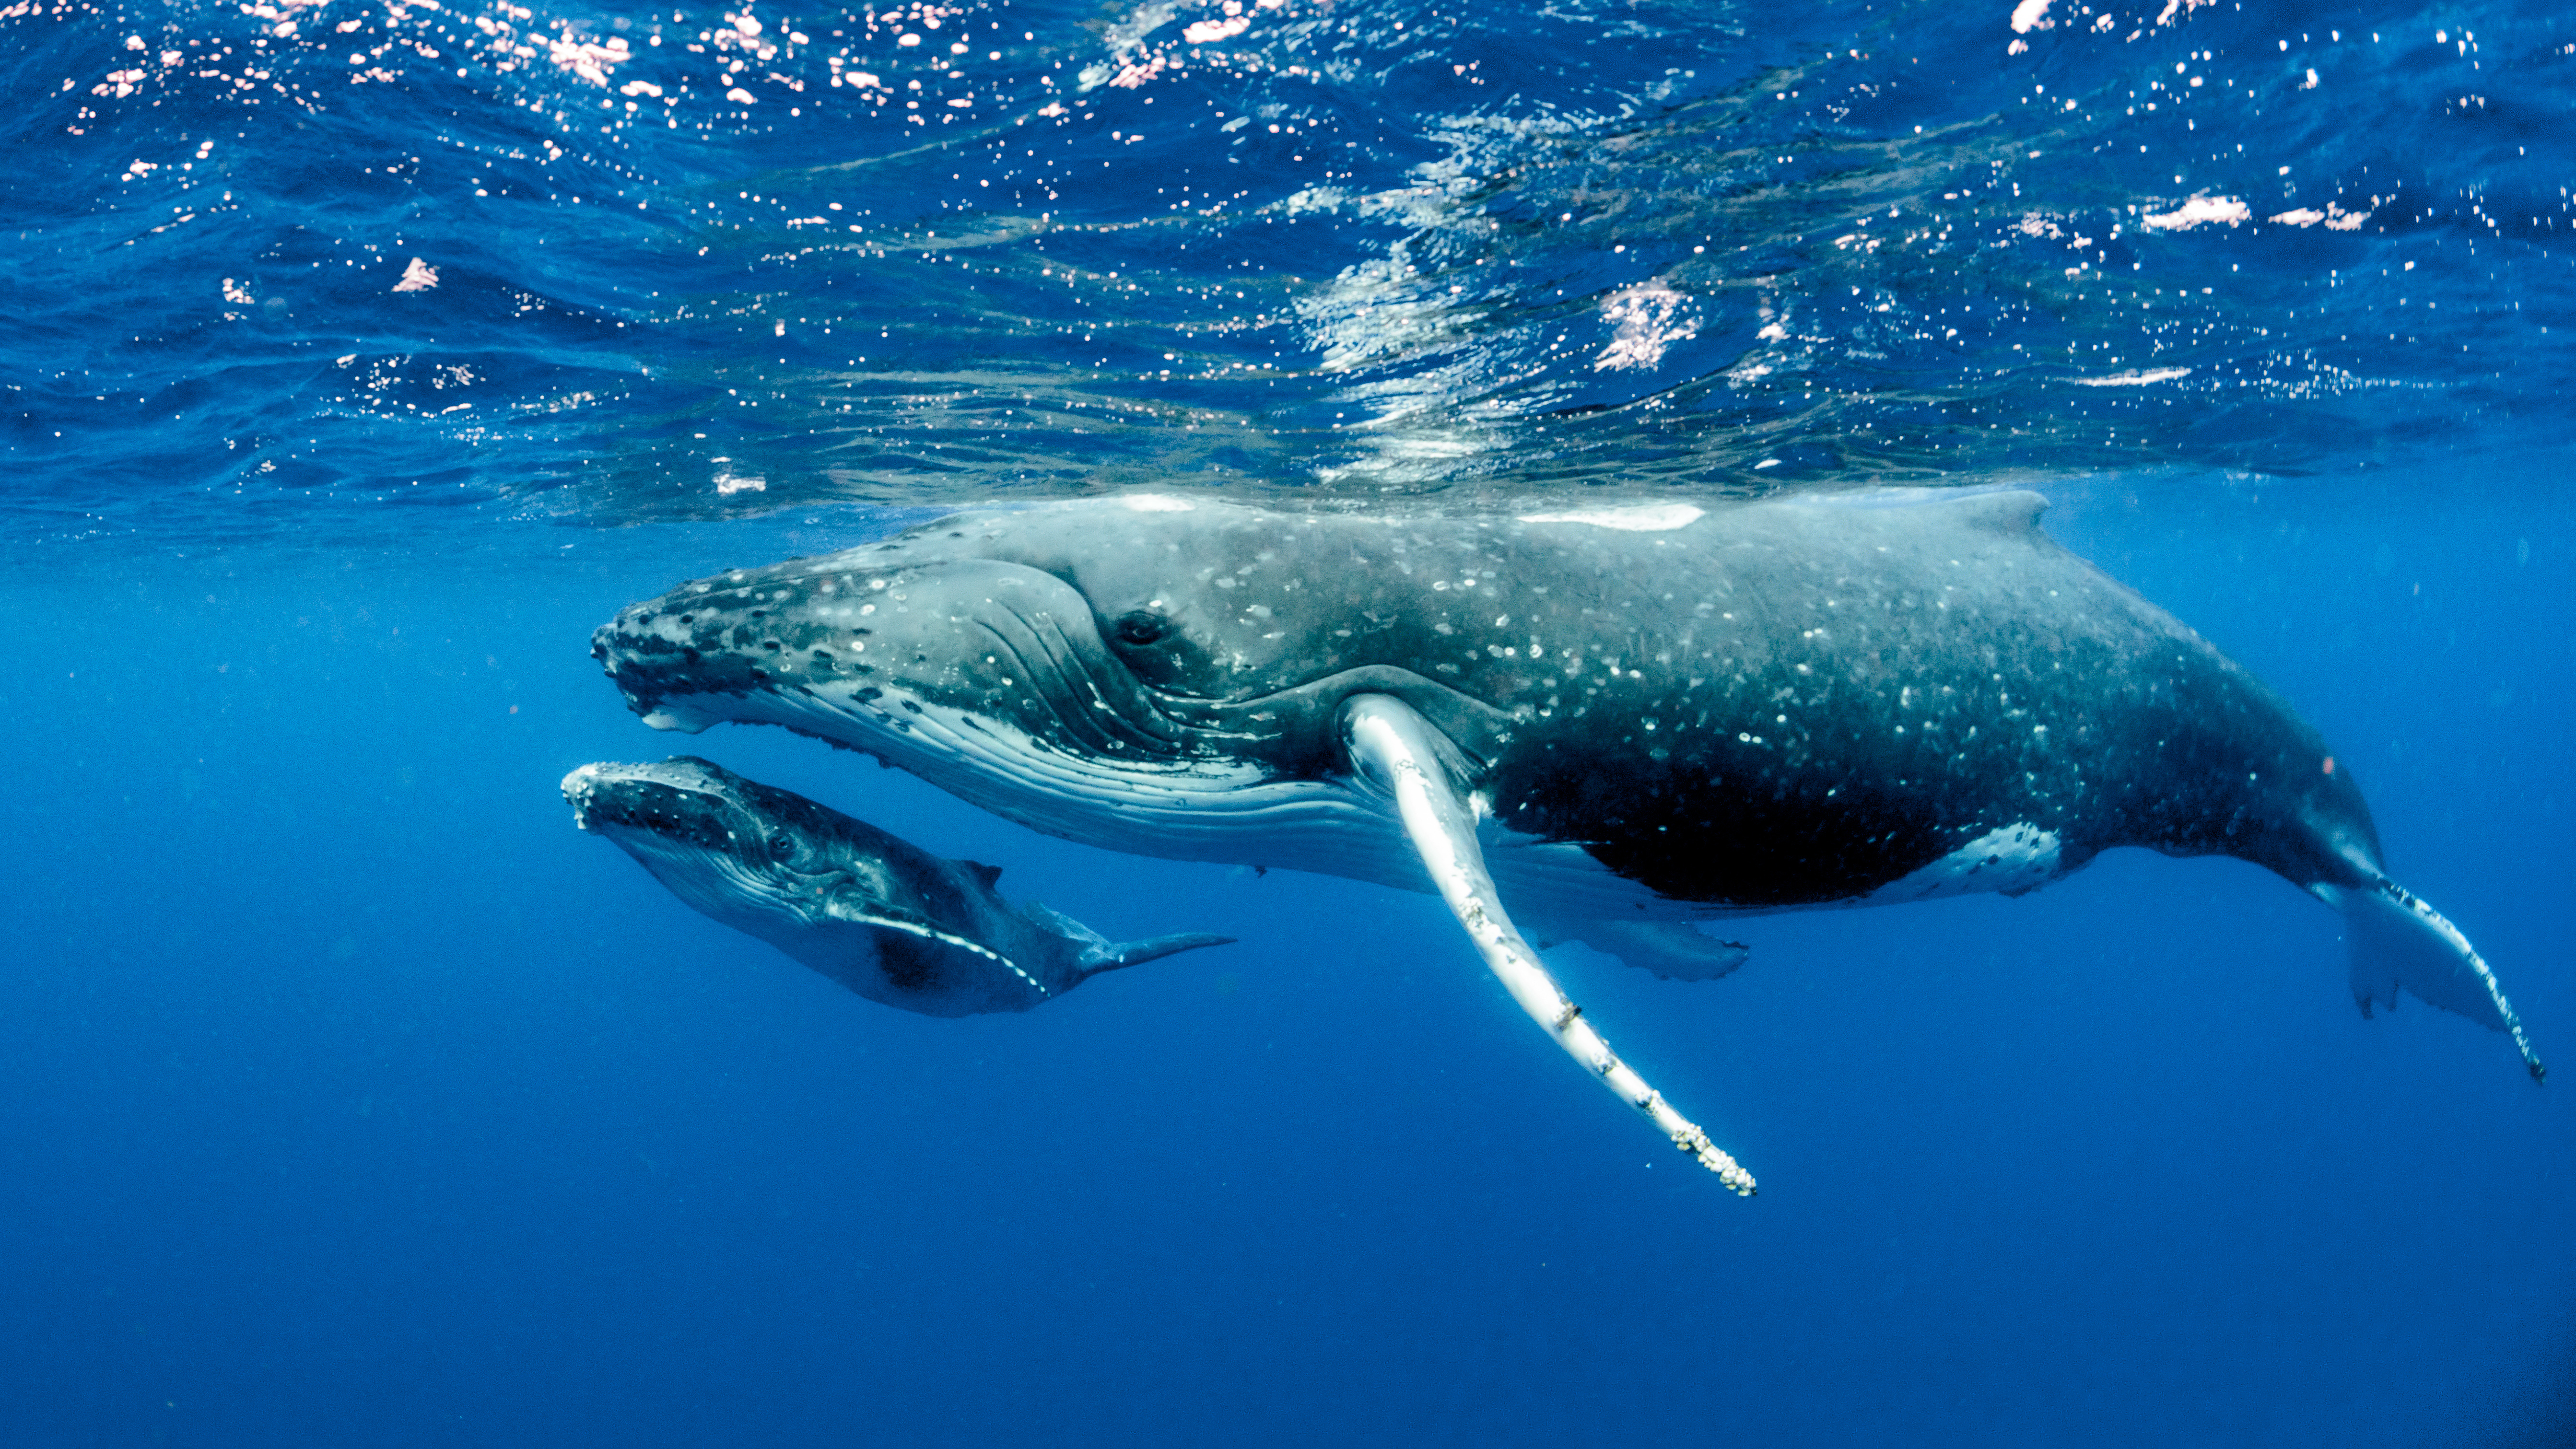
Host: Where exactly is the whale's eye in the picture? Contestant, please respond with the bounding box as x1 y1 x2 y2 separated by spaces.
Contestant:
1112 609 1171 647
766 831 796 860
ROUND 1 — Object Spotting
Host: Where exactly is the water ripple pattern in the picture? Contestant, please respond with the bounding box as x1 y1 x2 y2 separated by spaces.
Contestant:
4 0 2571 537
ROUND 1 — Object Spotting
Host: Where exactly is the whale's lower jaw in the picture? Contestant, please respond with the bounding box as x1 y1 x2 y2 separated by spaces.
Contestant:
634 679 1405 870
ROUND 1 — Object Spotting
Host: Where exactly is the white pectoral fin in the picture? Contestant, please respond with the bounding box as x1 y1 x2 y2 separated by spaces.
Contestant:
1531 916 1752 982
1338 693 1757 1193
2322 880 2544 1083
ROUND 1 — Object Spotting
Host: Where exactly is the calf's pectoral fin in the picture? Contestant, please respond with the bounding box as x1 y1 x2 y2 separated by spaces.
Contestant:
1337 693 1757 1194
2319 880 2544 1083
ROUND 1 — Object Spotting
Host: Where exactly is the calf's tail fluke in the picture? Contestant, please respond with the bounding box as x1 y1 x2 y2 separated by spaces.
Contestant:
2325 880 2544 1083
1097 933 1239 971
1022 902 1235 976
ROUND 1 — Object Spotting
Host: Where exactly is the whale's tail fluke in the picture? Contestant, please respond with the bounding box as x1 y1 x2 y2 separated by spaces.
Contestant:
2323 880 2544 1083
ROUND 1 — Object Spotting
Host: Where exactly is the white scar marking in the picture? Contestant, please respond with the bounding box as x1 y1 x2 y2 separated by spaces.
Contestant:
1515 503 1705 532
831 906 1047 996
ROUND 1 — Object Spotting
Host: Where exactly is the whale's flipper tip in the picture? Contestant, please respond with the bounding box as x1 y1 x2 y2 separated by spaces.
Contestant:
2337 881 2543 1082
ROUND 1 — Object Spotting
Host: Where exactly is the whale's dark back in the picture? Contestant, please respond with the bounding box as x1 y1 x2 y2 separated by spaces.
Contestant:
1425 493 2384 908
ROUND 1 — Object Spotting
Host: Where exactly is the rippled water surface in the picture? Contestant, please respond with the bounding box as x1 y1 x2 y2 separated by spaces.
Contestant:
10 0 2574 534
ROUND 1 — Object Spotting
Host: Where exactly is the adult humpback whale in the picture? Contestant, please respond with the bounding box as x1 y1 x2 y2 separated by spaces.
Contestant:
563 756 1232 1017
590 491 2542 1188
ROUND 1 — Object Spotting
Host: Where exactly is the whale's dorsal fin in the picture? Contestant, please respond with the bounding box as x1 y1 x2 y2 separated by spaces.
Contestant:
961 860 1004 889
1023 900 1105 952
1951 489 2050 536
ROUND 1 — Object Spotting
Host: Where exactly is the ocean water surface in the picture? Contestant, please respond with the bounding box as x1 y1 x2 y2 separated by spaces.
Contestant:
4 0 2573 1441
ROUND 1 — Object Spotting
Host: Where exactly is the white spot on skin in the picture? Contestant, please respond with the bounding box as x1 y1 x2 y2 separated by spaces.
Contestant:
2070 367 2191 386
2270 202 2369 231
1121 494 1197 513
2140 196 2250 231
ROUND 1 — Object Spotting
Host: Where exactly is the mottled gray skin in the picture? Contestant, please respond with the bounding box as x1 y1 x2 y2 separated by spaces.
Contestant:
590 492 2383 912
563 757 1231 1017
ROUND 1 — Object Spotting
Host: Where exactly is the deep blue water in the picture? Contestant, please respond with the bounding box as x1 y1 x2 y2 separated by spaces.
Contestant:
5 0 2574 1442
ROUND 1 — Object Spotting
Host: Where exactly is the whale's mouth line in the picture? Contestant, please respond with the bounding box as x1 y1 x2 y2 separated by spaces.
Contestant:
578 802 811 920
566 764 809 887
969 605 1188 761
969 595 1288 758
593 560 1523 886
700 657 1300 858
615 633 1396 871
567 771 753 850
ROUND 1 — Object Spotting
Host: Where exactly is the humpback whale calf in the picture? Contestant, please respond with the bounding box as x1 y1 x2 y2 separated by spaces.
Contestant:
563 756 1233 1017
590 491 2542 1190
